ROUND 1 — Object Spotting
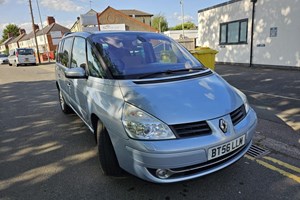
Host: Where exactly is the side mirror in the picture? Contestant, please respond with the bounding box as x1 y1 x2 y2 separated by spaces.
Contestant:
65 67 87 79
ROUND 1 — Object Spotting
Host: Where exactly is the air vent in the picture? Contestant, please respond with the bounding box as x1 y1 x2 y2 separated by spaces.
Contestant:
246 144 270 158
170 121 212 138
230 105 246 126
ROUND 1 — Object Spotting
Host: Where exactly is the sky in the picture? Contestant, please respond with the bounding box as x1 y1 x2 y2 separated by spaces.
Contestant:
0 0 227 38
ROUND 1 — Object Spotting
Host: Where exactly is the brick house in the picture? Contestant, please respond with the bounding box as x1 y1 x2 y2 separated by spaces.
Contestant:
17 17 69 60
35 17 70 56
71 7 156 32
7 29 26 50
0 33 14 53
98 6 156 32
19 24 39 49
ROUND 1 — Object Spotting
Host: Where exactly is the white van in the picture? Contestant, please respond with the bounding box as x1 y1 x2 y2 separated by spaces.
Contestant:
8 48 37 67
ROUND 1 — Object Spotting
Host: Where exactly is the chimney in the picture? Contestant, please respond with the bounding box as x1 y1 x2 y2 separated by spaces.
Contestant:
34 24 39 32
47 16 55 25
7 32 14 38
19 29 26 35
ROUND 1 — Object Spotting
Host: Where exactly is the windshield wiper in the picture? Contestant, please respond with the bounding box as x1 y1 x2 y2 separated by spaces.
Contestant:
138 67 205 79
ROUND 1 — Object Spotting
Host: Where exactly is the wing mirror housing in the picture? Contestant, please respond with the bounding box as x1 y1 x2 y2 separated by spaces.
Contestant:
65 67 87 79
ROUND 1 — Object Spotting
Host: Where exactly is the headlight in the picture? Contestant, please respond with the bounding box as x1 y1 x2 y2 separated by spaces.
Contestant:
233 87 250 113
122 103 176 140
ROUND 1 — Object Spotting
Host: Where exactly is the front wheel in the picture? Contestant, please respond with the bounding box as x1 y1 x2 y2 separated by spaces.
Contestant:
96 121 123 176
58 90 72 114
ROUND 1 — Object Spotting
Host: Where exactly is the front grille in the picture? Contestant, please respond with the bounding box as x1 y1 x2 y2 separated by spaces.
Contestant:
230 105 246 126
170 121 212 138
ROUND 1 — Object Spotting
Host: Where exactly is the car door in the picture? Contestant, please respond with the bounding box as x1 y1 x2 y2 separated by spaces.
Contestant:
68 36 89 120
56 36 74 104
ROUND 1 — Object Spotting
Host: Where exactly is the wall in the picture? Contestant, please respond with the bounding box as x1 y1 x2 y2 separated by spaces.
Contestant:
198 0 300 68
0 45 6 53
98 8 156 32
198 0 252 64
164 30 198 40
253 0 300 67
134 16 152 26
8 43 18 50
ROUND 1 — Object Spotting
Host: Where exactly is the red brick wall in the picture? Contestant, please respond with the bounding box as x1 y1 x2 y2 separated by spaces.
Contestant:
98 8 156 32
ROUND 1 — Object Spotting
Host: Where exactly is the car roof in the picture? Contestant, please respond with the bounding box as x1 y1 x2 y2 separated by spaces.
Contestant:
62 31 161 40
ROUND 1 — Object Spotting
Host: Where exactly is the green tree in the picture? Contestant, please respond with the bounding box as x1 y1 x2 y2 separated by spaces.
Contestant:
170 22 196 30
1 24 20 42
151 14 168 32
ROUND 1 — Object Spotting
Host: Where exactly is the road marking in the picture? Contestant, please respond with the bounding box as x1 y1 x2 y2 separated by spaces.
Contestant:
241 89 300 101
263 156 300 173
244 155 300 183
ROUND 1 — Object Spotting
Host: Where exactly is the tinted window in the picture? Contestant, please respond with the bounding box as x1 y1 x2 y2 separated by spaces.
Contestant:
60 37 73 67
92 32 202 79
87 42 105 78
17 48 34 55
56 40 64 63
71 37 86 68
220 19 248 45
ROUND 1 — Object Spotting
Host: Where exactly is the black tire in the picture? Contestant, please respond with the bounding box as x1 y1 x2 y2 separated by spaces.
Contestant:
58 89 72 114
8 63 12 66
96 121 123 176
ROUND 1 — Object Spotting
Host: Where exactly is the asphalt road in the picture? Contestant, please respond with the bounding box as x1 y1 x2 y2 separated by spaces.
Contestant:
0 63 299 200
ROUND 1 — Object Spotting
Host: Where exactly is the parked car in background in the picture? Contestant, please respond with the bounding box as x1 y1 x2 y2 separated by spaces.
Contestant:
0 54 9 64
8 48 36 67
55 31 257 183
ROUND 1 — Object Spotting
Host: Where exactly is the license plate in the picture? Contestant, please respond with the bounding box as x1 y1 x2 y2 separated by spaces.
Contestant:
208 135 246 160
25 58 29 62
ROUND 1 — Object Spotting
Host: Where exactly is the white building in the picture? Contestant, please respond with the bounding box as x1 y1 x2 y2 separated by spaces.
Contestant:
164 30 198 40
198 0 300 68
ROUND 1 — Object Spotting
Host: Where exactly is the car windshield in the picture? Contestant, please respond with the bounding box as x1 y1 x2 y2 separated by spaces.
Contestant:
92 32 203 79
0 54 8 57
17 49 34 55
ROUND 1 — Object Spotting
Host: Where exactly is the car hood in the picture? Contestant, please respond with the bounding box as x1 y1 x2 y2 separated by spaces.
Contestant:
119 73 243 125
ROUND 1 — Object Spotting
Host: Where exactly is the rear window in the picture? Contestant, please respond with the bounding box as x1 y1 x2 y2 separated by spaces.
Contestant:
0 54 8 57
17 49 34 55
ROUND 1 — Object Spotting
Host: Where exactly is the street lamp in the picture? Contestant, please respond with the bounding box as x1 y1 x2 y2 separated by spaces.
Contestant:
180 0 185 39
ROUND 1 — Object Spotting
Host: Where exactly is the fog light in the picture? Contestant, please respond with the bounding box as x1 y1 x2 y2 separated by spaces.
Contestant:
156 169 172 179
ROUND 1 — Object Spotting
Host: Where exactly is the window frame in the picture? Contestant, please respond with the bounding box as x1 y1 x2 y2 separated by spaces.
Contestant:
86 40 106 78
70 36 87 69
59 36 74 68
219 19 248 45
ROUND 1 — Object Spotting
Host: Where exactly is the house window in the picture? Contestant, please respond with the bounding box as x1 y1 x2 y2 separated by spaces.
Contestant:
219 19 248 45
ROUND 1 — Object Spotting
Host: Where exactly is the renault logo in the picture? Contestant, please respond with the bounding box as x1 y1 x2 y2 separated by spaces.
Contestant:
219 119 228 133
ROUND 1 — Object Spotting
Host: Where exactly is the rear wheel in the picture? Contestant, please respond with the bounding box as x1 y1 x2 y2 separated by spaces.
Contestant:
96 121 123 176
58 90 72 114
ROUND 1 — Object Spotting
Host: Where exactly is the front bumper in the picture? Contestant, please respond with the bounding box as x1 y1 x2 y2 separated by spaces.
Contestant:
114 108 257 183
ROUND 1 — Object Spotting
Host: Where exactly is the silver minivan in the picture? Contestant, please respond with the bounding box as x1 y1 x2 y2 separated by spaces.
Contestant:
8 48 36 66
55 31 257 183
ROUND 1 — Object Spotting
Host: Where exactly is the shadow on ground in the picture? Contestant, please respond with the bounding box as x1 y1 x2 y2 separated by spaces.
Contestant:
0 79 299 200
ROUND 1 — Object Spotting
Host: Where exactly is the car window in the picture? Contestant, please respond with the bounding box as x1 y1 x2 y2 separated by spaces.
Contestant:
17 49 34 55
71 37 86 68
92 32 202 79
60 37 73 68
56 39 64 64
87 42 105 78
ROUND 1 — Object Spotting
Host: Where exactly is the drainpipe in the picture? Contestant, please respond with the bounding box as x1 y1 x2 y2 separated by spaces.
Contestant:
250 0 257 67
